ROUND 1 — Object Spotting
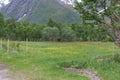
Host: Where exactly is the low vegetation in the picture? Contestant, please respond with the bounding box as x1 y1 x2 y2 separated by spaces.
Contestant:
0 42 120 80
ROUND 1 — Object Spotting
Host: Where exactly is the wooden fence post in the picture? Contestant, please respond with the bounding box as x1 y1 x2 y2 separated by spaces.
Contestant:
26 38 28 52
7 39 10 52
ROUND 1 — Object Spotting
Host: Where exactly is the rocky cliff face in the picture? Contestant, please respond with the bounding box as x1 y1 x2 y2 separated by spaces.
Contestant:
1 0 37 20
60 0 75 7
0 0 10 8
60 0 81 7
0 0 81 24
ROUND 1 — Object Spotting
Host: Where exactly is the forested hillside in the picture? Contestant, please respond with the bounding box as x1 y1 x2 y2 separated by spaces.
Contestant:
0 0 80 24
0 13 112 41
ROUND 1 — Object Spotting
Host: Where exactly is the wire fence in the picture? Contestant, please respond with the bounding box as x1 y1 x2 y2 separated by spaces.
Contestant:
0 39 119 56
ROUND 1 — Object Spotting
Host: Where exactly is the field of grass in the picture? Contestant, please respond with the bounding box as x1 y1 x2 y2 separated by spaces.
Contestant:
0 42 120 80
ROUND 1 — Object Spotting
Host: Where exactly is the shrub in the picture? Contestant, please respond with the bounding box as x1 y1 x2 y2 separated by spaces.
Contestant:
61 27 76 42
42 27 60 41
112 54 120 63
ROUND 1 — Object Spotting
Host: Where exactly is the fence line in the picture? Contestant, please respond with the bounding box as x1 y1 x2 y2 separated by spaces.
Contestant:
0 40 119 54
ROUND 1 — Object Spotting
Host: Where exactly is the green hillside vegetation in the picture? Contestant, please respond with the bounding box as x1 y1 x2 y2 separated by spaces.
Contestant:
27 0 80 24
0 13 112 41
1 0 81 24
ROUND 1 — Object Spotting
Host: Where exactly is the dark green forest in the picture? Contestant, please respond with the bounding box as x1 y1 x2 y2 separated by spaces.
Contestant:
0 13 112 42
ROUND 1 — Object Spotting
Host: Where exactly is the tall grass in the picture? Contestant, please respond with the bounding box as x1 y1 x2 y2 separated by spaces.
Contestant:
0 42 120 80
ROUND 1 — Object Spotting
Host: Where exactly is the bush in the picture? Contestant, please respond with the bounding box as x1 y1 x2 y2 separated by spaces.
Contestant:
61 27 76 42
42 27 60 41
112 54 120 63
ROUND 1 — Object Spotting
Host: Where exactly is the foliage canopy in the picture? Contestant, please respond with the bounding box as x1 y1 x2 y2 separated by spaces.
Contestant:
75 0 120 46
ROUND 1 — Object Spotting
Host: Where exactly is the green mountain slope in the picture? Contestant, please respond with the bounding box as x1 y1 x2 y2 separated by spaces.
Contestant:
0 0 81 24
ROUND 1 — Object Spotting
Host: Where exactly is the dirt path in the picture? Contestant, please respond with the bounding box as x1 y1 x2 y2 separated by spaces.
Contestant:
0 62 28 80
0 63 12 80
0 62 102 80
65 67 103 80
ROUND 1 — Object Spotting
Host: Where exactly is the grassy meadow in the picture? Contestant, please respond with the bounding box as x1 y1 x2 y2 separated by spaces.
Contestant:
0 42 120 80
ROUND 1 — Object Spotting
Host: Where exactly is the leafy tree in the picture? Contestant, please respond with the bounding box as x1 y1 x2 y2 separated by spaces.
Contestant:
0 13 4 49
15 23 34 41
75 0 120 46
22 26 34 40
47 18 55 27
47 18 63 31
61 27 76 42
70 23 108 41
42 27 60 41
70 23 91 41
0 13 4 37
32 25 43 41
5 18 16 39
14 23 23 40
